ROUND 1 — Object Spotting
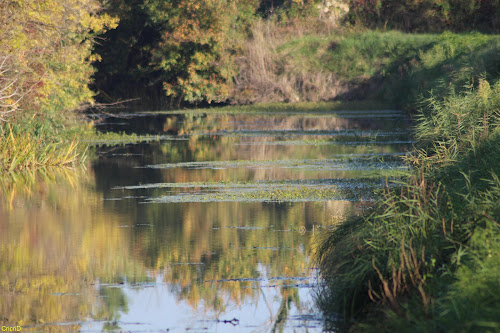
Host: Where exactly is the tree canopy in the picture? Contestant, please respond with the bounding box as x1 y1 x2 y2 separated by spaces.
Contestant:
92 0 318 107
0 0 117 121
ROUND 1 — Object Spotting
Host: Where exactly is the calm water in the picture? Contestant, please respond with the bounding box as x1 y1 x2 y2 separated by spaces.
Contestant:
0 109 411 332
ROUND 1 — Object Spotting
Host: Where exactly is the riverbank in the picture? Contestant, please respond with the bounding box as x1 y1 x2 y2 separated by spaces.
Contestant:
1 18 499 330
233 29 500 108
3 28 498 170
0 1 116 172
315 35 500 331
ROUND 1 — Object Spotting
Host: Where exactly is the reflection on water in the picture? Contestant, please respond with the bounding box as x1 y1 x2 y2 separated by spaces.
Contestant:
0 169 146 329
0 110 410 331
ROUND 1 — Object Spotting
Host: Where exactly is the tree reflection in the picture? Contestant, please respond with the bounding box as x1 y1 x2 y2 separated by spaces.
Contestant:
0 112 404 329
0 169 143 327
0 166 356 327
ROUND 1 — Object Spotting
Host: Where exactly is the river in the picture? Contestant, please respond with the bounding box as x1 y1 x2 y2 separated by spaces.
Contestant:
0 108 411 331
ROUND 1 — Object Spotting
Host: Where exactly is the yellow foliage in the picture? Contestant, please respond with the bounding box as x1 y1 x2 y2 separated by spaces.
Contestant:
0 0 117 120
149 0 240 103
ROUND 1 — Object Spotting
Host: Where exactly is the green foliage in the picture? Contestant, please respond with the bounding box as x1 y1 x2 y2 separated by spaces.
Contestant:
320 31 499 106
0 0 117 170
345 0 500 33
0 0 117 119
93 0 328 106
235 29 499 105
0 114 86 171
316 81 500 331
94 0 262 106
143 0 243 103
93 1 499 106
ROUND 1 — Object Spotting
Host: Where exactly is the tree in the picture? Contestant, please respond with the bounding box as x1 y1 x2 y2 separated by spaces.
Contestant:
0 0 117 122
93 0 326 107
144 0 241 104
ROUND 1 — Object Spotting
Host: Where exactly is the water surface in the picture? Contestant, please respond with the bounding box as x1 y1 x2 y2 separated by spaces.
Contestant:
0 109 411 331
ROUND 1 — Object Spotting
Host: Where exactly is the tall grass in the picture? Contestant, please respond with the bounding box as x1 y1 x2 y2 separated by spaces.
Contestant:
231 20 346 104
416 80 500 159
315 80 500 331
0 114 86 172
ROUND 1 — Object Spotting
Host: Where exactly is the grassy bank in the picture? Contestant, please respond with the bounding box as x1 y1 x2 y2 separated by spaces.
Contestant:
233 28 500 108
0 1 116 172
315 37 500 331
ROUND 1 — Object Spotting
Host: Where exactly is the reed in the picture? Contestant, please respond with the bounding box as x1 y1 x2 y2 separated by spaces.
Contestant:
315 80 500 331
0 115 85 172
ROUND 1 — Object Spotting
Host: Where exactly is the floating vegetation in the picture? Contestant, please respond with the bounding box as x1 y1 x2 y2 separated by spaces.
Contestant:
112 177 394 190
110 177 406 203
204 275 311 283
143 154 409 172
83 132 185 145
223 226 265 230
234 139 414 146
187 129 408 138
124 101 400 115
143 185 376 203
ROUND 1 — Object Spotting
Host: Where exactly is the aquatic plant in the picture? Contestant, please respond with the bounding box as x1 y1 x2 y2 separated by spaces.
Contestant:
0 117 84 172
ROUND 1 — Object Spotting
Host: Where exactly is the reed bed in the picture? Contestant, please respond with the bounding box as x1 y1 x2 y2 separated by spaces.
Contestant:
0 116 85 172
315 80 500 331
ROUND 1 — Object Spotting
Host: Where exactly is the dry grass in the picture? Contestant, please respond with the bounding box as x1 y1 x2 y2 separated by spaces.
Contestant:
231 20 346 104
